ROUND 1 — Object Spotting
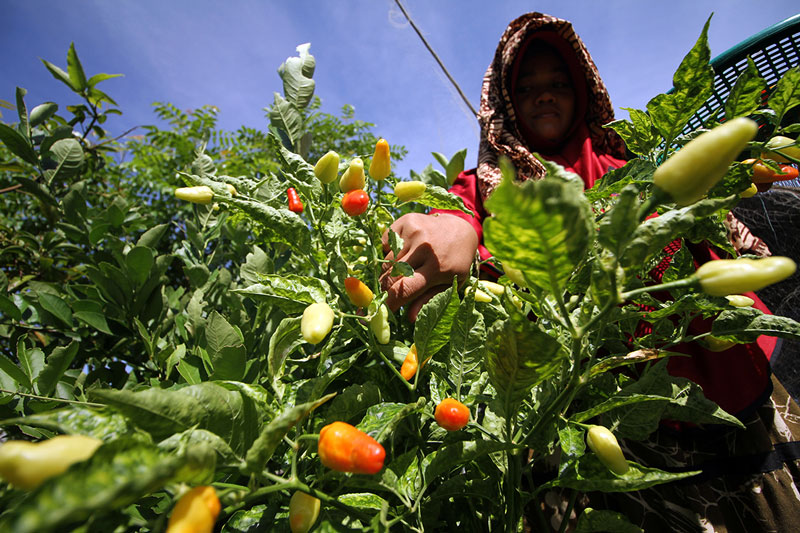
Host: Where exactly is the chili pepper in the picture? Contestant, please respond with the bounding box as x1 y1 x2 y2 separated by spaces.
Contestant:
695 256 796 296
318 421 385 474
369 138 391 181
653 117 757 206
313 150 340 184
339 158 366 192
175 186 214 204
699 336 737 352
742 158 799 183
301 302 335 344
763 135 800 163
175 184 237 204
344 276 374 308
469 287 493 303
400 344 419 381
289 491 321 533
0 435 102 490
434 398 470 431
726 294 754 307
341 189 370 217
479 281 505 296
740 183 758 198
586 425 629 475
166 485 221 533
370 304 391 344
393 180 427 202
287 187 304 213
503 266 527 288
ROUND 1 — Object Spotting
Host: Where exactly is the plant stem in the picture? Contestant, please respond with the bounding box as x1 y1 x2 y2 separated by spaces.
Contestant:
0 388 104 407
620 278 696 301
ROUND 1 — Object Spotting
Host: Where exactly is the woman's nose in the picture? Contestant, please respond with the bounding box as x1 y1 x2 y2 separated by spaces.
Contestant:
535 90 556 104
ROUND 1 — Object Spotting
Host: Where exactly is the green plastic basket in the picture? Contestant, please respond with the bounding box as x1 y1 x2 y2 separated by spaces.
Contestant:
680 13 800 133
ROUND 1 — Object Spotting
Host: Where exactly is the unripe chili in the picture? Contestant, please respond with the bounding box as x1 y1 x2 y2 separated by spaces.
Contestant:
653 117 757 206
175 186 214 204
369 138 391 181
166 485 221 533
695 256 796 296
726 294 754 307
318 421 385 474
344 276 374 308
763 135 800 163
0 435 102 490
339 158 366 192
370 304 391 344
434 398 470 431
301 302 335 344
586 425 629 475
314 151 340 184
287 187 304 213
393 180 427 202
289 491 321 533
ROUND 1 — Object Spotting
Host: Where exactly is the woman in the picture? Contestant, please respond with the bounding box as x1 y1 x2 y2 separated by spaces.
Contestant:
382 12 800 532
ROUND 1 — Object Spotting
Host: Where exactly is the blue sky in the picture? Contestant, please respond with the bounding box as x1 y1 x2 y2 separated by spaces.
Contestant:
2 1 798 178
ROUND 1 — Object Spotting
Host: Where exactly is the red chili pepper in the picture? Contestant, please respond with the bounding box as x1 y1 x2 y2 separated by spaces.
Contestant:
287 187 304 213
341 189 369 217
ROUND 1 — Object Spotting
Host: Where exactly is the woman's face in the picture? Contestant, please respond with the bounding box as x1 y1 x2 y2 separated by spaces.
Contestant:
513 47 576 144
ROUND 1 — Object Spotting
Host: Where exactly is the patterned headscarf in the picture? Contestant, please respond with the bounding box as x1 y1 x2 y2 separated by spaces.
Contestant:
476 12 626 200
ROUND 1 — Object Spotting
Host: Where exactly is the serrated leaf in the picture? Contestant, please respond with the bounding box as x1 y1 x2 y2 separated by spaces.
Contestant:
235 274 329 314
724 57 766 120
484 162 592 293
90 382 263 455
768 67 800 125
414 284 459 361
485 313 564 411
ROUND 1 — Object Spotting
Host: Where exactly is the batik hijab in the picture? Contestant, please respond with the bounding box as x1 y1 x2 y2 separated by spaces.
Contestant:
476 12 626 198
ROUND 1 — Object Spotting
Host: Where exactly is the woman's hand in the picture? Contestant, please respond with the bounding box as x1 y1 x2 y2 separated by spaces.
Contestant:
380 213 479 321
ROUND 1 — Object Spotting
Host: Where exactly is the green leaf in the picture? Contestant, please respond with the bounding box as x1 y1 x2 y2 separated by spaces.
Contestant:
36 342 79 397
236 274 329 314
484 160 592 293
485 312 565 411
16 87 30 140
620 195 736 271
1 439 194 533
446 148 467 186
414 184 474 215
605 109 659 157
277 43 316 110
136 224 169 248
40 58 77 91
0 353 31 390
575 508 643 533
29 102 59 128
87 72 123 88
268 92 303 150
547 455 698 493
205 311 246 381
66 42 88 91
0 294 22 322
447 294 486 390
646 17 714 143
360 400 421 443
724 57 766 120
245 392 335 473
226 196 311 252
125 246 155 288
90 382 263 455
768 67 800 125
0 122 38 165
423 439 510 480
597 185 641 257
1 406 134 440
38 292 73 327
414 284 459 361
268 133 322 199
712 307 800 342
267 316 303 394
42 137 84 185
